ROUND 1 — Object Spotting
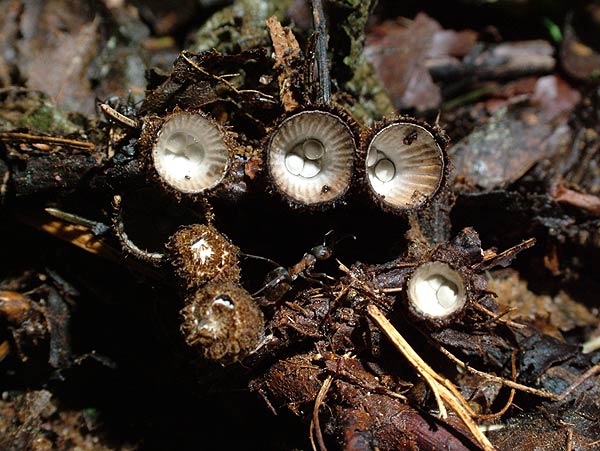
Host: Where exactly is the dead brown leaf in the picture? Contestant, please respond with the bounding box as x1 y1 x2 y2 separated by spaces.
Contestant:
451 76 580 189
16 0 100 114
365 13 476 112
487 270 598 336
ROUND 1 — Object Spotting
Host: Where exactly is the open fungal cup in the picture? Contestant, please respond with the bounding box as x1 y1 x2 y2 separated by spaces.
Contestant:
365 122 444 210
407 262 466 322
267 110 356 206
152 113 230 194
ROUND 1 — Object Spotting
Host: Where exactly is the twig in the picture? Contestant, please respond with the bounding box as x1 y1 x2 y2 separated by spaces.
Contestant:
99 103 139 129
557 363 600 401
476 384 515 420
337 260 385 303
550 180 600 216
471 352 516 420
582 335 600 354
311 375 333 451
0 132 94 151
474 238 536 272
366 304 496 451
181 51 273 101
18 212 121 261
45 207 110 236
380 287 404 293
309 420 317 451
311 0 331 106
112 195 164 265
437 384 494 450
18 209 167 282
321 283 350 326
473 303 526 329
437 345 559 401
422 367 449 419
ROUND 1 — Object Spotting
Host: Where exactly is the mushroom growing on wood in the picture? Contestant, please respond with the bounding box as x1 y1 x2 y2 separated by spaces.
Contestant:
166 224 241 290
181 282 264 364
266 109 356 207
407 262 467 323
363 120 446 212
151 112 231 194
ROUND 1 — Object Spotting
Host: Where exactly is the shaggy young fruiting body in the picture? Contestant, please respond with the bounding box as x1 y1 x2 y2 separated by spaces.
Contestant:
166 224 241 290
181 282 264 364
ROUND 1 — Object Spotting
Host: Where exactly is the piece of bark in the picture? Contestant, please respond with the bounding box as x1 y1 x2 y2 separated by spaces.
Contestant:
470 40 555 79
0 0 22 87
550 180 600 215
328 380 481 451
45 287 71 369
488 412 597 451
266 16 301 112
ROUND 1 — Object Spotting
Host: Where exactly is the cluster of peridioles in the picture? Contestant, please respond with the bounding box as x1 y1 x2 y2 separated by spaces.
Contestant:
140 104 449 212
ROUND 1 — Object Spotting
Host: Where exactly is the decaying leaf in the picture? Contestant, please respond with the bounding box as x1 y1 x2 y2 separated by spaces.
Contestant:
365 13 477 112
451 76 580 189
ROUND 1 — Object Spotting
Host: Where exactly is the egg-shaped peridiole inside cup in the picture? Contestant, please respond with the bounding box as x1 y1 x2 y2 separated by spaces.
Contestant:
267 110 356 207
152 113 230 194
365 122 445 211
407 262 467 322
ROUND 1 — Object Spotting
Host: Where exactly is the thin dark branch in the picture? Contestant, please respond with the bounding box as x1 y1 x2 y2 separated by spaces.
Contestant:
112 195 165 266
311 0 331 106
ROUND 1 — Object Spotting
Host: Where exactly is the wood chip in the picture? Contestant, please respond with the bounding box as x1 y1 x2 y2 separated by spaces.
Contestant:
266 16 301 112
